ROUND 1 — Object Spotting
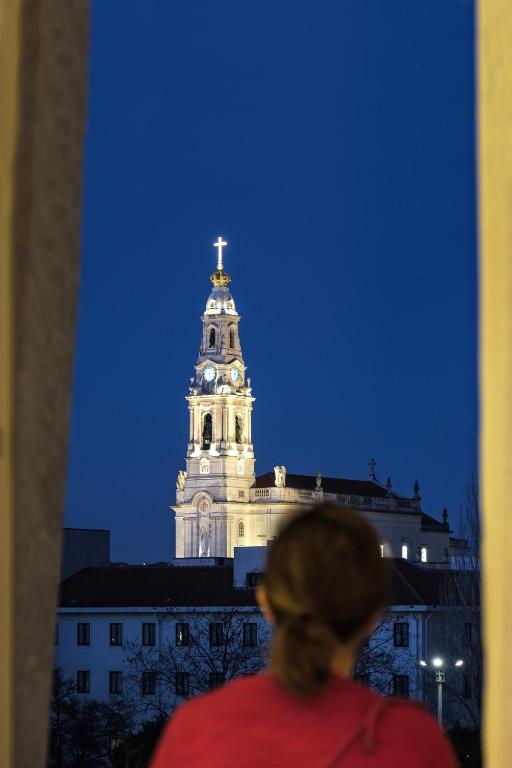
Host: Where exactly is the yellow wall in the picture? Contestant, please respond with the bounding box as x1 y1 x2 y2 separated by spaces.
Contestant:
478 1 512 765
0 0 21 763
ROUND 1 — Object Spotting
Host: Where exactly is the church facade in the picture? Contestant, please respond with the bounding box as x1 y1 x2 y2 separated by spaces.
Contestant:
172 240 457 566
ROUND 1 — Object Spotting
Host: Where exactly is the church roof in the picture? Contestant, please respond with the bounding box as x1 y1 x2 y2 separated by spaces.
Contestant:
59 560 453 610
254 472 401 499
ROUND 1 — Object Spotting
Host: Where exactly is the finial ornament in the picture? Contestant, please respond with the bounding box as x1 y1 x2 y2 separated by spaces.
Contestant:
214 236 227 270
369 458 377 480
210 236 231 287
413 480 421 500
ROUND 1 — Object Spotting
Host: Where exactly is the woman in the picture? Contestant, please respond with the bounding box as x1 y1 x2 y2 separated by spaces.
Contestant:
151 504 458 767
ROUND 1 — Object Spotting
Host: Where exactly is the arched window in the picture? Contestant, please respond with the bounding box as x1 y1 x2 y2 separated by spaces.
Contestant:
238 521 245 538
379 544 384 558
235 415 242 444
229 328 235 348
202 413 212 449
401 544 408 560
208 328 216 348
420 546 428 563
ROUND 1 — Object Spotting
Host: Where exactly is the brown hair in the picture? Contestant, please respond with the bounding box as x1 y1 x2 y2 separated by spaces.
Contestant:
261 503 388 696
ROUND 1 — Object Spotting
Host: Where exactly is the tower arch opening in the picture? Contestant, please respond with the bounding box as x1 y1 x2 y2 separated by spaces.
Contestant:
202 413 212 449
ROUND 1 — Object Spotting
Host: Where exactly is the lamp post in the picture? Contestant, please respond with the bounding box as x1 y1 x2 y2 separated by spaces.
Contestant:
419 657 464 728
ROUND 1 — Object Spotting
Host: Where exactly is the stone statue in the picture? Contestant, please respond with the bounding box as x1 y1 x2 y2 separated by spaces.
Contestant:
176 470 186 492
199 525 209 557
274 465 286 488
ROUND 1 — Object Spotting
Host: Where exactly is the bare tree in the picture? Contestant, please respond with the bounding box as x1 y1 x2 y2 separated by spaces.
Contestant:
124 608 268 718
354 614 416 697
427 474 482 728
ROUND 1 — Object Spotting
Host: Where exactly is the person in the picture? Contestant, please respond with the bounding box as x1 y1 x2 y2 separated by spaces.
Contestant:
151 504 458 767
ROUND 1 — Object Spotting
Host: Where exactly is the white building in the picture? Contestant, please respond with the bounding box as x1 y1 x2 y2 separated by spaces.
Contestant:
173 239 463 566
55 549 464 719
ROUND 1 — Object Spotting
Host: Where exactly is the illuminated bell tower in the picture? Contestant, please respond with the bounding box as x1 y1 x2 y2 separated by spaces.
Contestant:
173 238 256 557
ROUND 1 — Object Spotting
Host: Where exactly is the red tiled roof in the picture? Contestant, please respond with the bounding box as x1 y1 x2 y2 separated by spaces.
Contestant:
59 560 459 609
254 472 398 498
60 565 258 608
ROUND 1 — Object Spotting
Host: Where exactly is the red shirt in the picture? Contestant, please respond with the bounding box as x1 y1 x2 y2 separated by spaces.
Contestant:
151 674 458 768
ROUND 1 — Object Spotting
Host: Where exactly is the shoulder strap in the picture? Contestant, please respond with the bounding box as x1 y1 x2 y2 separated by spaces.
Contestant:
323 697 426 768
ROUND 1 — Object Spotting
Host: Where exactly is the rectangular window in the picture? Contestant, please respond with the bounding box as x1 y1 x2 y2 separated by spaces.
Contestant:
393 622 409 647
464 622 472 647
245 572 262 588
393 674 410 697
175 671 189 697
142 622 156 646
142 671 157 695
109 671 123 695
209 672 225 690
76 670 90 694
110 623 123 646
176 622 190 646
77 623 90 646
243 622 258 647
209 622 224 647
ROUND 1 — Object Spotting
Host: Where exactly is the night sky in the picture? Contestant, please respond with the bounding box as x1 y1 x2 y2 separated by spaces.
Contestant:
65 0 477 564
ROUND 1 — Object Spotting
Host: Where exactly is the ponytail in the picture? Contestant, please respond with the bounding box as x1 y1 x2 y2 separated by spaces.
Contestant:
262 504 388 696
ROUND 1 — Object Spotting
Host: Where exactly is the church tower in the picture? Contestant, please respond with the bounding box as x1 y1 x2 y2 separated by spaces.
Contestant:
173 238 256 557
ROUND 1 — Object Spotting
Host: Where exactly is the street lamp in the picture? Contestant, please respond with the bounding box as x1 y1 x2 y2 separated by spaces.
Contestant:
419 657 464 728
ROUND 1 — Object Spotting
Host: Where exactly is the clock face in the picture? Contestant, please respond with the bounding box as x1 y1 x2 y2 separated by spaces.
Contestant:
230 367 240 383
204 365 216 382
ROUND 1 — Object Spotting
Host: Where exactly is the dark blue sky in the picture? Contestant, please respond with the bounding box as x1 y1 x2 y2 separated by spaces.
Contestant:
65 0 477 563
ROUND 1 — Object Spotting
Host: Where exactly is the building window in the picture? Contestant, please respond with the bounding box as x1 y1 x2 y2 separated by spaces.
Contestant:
393 674 409 697
464 622 472 647
110 734 122 756
176 622 190 646
54 622 59 645
393 622 409 647
202 413 212 449
243 622 258 647
235 415 242 444
401 544 408 560
208 328 216 348
238 521 245 538
209 672 225 690
238 490 245 498
420 546 428 563
210 622 224 647
245 572 262 588
175 671 189 697
379 544 384 558
77 623 90 646
142 623 156 646
76 670 90 694
110 623 123 646
229 328 235 348
109 671 123 695
142 671 157 695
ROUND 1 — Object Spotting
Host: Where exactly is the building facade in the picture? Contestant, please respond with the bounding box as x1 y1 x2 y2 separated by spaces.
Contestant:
173 241 458 565
55 550 478 728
